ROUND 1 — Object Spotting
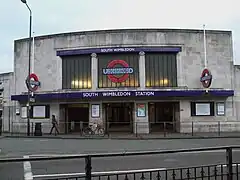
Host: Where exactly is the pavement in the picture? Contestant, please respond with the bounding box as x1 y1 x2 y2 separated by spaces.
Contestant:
4 132 240 140
1 137 240 180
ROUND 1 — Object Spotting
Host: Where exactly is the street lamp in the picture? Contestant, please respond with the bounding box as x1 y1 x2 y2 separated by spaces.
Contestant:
21 0 32 136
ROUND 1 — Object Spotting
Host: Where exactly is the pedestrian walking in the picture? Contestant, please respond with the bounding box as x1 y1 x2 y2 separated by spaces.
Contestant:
49 114 59 135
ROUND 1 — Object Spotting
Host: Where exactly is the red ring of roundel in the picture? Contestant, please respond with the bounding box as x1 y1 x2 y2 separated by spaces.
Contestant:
201 68 212 88
27 73 39 92
107 60 130 83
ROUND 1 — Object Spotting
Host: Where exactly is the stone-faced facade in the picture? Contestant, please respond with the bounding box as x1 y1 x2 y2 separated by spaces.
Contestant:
10 29 238 134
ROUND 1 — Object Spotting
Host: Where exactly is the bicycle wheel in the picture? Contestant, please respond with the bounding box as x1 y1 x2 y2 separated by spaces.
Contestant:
83 127 93 136
97 128 105 137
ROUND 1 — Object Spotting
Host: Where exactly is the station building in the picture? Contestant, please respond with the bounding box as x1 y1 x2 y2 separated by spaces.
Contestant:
9 28 240 134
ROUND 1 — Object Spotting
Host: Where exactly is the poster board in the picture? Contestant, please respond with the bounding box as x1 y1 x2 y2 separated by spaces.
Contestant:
21 106 27 118
136 103 146 117
216 102 225 116
33 106 46 118
195 103 210 116
91 104 100 118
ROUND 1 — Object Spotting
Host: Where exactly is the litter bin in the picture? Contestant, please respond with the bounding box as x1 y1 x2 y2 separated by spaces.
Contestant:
34 122 42 136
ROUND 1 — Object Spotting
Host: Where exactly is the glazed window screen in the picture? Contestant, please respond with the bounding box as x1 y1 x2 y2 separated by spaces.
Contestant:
62 55 92 89
98 53 139 88
190 102 215 116
145 53 177 87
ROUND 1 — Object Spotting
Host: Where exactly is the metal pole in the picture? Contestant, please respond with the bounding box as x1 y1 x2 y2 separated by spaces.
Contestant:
8 79 11 133
32 31 35 73
226 147 233 180
26 4 32 136
85 155 92 180
203 24 207 68
191 121 194 136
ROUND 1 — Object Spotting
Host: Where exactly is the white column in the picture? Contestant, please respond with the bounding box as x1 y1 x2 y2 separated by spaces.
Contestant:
139 51 145 89
91 53 98 90
177 53 184 87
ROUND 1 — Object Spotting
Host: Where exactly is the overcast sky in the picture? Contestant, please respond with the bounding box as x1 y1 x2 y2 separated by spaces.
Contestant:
0 0 239 73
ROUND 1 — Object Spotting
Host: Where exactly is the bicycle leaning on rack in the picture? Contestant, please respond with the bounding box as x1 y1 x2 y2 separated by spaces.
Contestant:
83 122 105 137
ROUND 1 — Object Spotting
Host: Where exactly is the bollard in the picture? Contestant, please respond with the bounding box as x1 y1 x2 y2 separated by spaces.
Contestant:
107 122 110 138
0 117 2 136
191 121 194 136
135 122 138 137
11 121 13 135
164 122 166 137
80 121 83 136
218 121 220 136
31 122 34 136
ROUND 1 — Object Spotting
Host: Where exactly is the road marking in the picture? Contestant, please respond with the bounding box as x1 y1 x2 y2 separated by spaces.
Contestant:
28 149 240 159
33 173 85 179
24 140 33 142
23 155 33 180
178 149 240 154
39 139 48 142
29 153 84 157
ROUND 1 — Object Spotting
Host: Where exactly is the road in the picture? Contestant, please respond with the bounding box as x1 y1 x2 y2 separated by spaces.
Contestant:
1 137 240 179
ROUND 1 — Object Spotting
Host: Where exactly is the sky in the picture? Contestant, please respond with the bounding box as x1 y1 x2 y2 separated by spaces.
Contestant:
0 0 240 73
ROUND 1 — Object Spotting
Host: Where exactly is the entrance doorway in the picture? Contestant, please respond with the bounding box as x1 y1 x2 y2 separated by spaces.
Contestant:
104 102 134 133
148 102 179 133
66 104 89 133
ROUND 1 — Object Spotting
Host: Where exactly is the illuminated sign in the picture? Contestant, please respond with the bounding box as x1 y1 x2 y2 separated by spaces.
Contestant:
200 68 212 88
102 60 134 83
25 73 41 92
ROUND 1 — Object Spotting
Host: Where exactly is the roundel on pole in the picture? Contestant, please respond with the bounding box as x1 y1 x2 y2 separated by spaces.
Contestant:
200 68 212 88
102 59 134 83
25 73 41 92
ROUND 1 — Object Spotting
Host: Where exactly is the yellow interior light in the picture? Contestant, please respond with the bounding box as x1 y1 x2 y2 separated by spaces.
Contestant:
71 80 92 88
146 81 150 87
159 79 169 86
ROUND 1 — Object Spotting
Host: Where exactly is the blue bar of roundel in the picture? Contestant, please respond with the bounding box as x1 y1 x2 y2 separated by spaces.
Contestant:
11 90 234 101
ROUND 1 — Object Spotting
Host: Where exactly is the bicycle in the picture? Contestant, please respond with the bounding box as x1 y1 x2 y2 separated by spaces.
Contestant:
83 123 105 137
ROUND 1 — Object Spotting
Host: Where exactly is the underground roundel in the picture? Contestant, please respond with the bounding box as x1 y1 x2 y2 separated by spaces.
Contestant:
102 60 134 83
200 68 212 88
25 73 41 92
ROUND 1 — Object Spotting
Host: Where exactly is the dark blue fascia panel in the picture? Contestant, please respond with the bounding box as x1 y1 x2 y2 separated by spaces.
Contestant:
56 47 182 56
11 90 234 102
11 92 83 101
